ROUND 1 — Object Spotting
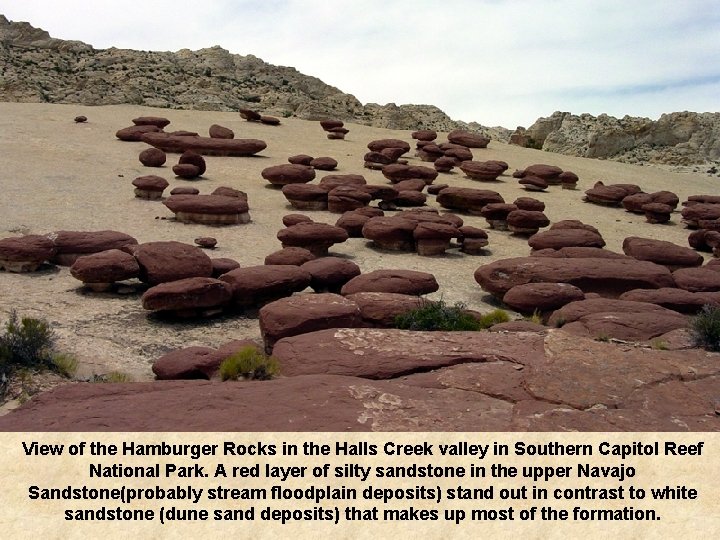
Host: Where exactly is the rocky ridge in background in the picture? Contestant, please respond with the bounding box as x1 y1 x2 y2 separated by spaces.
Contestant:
510 111 720 167
0 15 508 138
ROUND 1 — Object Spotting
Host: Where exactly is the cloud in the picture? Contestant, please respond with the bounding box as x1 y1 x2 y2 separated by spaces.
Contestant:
1 0 718 127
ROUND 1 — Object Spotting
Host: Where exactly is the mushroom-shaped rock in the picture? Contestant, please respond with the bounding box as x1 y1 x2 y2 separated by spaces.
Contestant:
141 132 266 156
444 146 474 162
622 237 703 270
0 235 57 272
513 197 545 212
341 269 439 296
412 130 437 141
381 163 438 184
288 154 314 165
528 229 605 251
447 130 490 148
194 237 217 249
70 249 140 291
393 191 427 207
163 194 250 225
132 116 171 129
475 257 675 299
367 139 410 154
178 150 207 175
281 184 329 210
480 203 518 230
434 157 457 173
50 230 138 266
519 175 548 191
277 222 349 256
364 151 396 166
319 174 367 191
116 124 162 141
458 226 489 255
138 148 167 167
239 109 262 121
362 216 417 251
503 283 585 314
650 191 680 208
436 187 504 214
327 186 372 213
507 210 550 235
521 164 563 184
345 292 427 327
336 211 373 237
619 288 720 314
209 124 234 139
265 247 316 266
559 171 579 189
681 203 720 228
132 241 213 285
170 186 200 195
416 144 444 162
132 175 169 199
259 293 362 352
142 277 232 316
672 267 720 292
310 157 338 171
326 127 349 140
74 115 87 123
413 222 459 256
211 258 240 277
300 257 362 293
642 203 673 224
320 120 344 131
262 164 316 186
459 160 505 181
622 193 654 213
282 214 314 227
219 265 311 307
361 184 398 201
548 298 688 342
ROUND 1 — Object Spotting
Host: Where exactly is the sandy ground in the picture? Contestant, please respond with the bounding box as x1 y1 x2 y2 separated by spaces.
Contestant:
0 102 716 381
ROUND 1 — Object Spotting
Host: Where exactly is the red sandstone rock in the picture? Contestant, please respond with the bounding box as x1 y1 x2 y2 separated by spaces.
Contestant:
436 187 504 214
507 210 550 235
367 139 410 154
459 160 505 181
209 124 234 139
503 283 585 313
277 222 349 256
327 186 372 213
310 157 338 171
0 235 56 272
281 184 329 211
673 267 720 292
345 292 427 327
265 247 316 266
141 132 266 157
622 237 703 270
341 269 439 296
50 230 138 265
132 175 169 199
131 241 213 285
164 195 250 225
132 116 171 128
142 277 232 315
381 163 438 184
70 249 139 288
447 130 490 148
513 197 545 212
211 258 240 277
288 154 314 165
362 216 417 251
116 125 162 141
262 164 316 186
300 258 362 293
529 229 605 251
138 147 167 167
219 265 311 307
619 288 720 314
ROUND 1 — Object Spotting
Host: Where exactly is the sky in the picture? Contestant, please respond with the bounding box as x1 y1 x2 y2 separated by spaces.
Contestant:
2 0 719 128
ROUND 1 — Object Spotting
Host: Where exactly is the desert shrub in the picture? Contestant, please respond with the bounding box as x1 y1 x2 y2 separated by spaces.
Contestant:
690 304 720 351
219 346 280 381
0 310 75 382
92 372 133 383
394 300 482 331
477 308 511 329
526 309 543 325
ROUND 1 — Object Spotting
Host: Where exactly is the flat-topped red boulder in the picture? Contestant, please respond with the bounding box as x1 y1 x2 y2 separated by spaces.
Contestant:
131 241 213 285
70 249 139 291
381 163 438 184
219 265 311 307
0 235 57 272
447 130 490 148
622 237 703 270
341 269 439 296
277 222 349 256
367 139 410 153
141 132 266 156
475 256 675 299
115 124 162 141
346 292 426 327
262 164 316 186
132 175 169 199
300 257 361 293
282 184 329 210
459 160 505 181
50 230 138 266
529 229 605 251
362 216 417 251
132 116 171 128
436 187 504 214
265 247 315 266
141 277 232 316
619 288 720 314
164 194 250 225
502 283 585 313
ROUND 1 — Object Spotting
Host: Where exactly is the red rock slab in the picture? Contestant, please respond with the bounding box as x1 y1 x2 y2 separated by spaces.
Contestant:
116 124 162 141
211 257 240 277
336 211 373 237
310 156 338 171
261 164 316 186
277 222 349 255
300 257 361 293
320 119 344 130
381 163 438 183
50 230 138 265
163 194 250 224
622 236 703 270
557 309 687 342
619 288 720 313
673 267 720 292
141 277 232 313
209 124 234 139
219 265 311 307
152 346 218 380
503 283 585 313
212 186 247 199
447 130 490 148
0 235 57 271
282 214 313 227
288 154 314 165
411 129 437 141
340 269 439 296
523 331 720 411
459 160 506 181
264 247 316 266
436 187 504 214
513 197 545 211
489 321 548 333
475 256 675 299
131 241 213 285
141 132 266 156
681 203 720 227
531 247 630 259
367 138 411 153
273 328 545 378
345 292 427 327
0 374 518 432
70 249 139 284
319 174 367 191
132 116 171 128
528 229 605 251
259 293 362 352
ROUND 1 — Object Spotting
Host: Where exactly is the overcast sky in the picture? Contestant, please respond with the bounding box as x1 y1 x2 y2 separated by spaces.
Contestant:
2 0 718 128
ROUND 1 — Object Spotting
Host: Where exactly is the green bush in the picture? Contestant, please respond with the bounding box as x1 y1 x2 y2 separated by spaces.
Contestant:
690 304 720 351
0 310 75 381
394 300 481 331
478 308 511 329
219 346 280 381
